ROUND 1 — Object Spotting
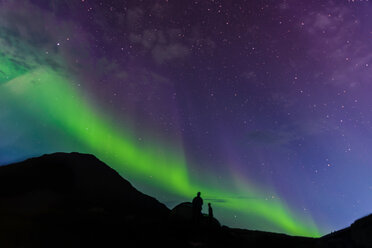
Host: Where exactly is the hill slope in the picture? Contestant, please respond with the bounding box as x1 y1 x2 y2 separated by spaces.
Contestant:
0 152 170 247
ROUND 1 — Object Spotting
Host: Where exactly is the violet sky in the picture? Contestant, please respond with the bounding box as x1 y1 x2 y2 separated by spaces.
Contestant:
1 0 372 235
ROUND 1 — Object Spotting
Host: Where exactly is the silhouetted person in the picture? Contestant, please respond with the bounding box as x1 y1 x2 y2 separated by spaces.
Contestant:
192 192 203 224
208 203 213 219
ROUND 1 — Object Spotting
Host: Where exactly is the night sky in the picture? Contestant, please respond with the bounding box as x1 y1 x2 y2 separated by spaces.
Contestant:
1 0 372 237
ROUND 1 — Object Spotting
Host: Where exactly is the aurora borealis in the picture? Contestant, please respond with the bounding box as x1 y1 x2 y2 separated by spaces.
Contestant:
2 0 372 237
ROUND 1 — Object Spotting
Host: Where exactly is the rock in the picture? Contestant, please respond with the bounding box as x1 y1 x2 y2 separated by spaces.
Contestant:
170 202 221 229
170 202 193 222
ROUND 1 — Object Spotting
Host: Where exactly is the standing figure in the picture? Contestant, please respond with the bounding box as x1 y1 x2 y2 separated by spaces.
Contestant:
208 203 213 219
192 192 203 224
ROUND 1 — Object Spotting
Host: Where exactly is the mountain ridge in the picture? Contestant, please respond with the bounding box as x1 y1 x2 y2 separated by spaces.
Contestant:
0 152 370 247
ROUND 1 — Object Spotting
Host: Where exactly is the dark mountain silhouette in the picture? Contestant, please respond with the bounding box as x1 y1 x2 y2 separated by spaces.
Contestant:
319 214 372 247
0 152 169 248
0 152 369 247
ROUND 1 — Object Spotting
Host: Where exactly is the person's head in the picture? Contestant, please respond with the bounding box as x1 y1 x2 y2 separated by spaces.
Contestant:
197 192 201 197
208 203 211 207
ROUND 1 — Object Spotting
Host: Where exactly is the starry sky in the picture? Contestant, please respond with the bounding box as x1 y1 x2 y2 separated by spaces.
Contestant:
1 0 372 237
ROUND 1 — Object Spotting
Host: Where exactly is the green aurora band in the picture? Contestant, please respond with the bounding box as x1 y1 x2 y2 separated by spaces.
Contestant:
0 31 321 237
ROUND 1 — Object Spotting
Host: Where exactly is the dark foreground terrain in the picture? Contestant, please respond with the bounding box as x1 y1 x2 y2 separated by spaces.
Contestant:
0 152 370 247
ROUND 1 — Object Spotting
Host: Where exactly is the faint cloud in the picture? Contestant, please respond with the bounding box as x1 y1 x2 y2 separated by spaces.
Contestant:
244 71 257 79
241 71 257 83
311 13 332 31
0 1 63 81
271 92 296 108
129 28 190 65
0 0 89 77
204 198 228 203
126 3 218 65
246 130 290 145
245 117 334 148
304 3 372 87
126 7 144 30
152 43 190 64
151 3 168 18
279 0 290 10
129 30 158 49
205 196 264 203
